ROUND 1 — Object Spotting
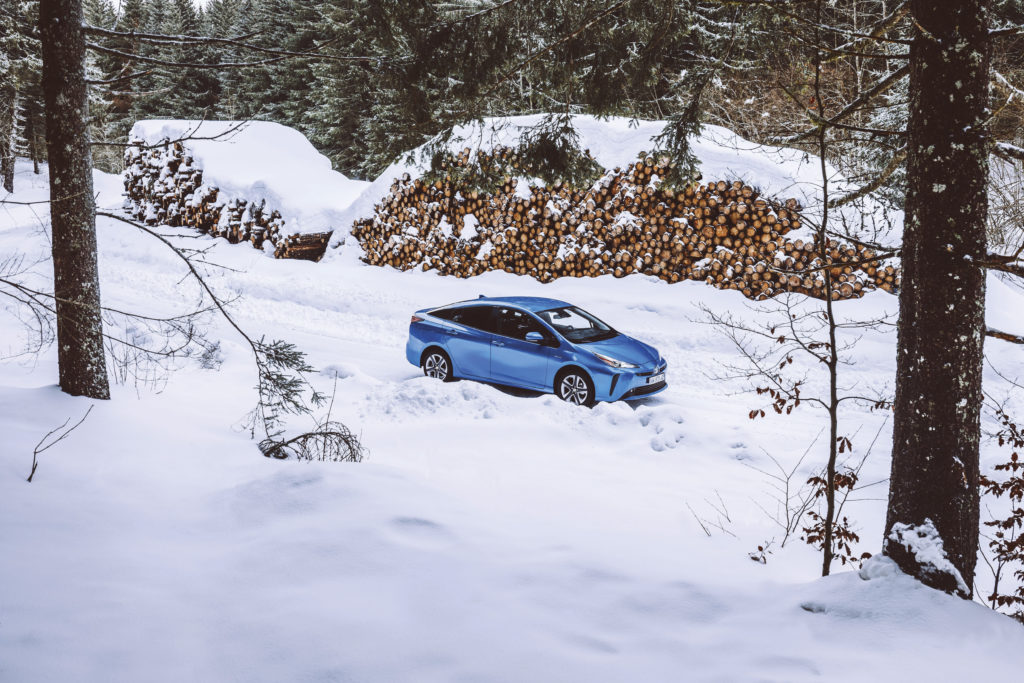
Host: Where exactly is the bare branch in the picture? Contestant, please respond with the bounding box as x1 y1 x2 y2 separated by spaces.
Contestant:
27 405 94 483
987 327 1024 345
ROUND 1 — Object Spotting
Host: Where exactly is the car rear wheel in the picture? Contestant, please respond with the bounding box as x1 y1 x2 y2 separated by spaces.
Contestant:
422 349 454 382
557 369 595 407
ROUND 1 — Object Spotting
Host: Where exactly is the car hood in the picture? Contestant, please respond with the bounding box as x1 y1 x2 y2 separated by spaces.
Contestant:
580 334 661 367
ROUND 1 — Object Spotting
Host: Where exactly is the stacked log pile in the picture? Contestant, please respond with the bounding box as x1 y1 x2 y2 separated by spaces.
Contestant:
122 139 332 262
352 148 899 300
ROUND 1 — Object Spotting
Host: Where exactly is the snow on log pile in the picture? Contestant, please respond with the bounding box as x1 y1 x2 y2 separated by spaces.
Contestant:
122 121 367 261
347 116 899 300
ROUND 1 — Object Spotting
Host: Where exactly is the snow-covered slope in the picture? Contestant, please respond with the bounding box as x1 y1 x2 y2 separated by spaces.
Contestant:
130 120 369 234
2 157 1023 681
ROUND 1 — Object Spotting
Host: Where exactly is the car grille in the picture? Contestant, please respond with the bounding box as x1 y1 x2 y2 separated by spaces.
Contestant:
623 380 667 398
638 362 667 378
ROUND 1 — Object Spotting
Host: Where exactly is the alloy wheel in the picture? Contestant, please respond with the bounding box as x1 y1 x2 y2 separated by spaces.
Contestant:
424 353 449 380
560 374 589 405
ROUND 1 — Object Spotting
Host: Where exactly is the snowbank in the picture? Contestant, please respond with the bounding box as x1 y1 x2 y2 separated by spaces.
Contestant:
129 120 369 234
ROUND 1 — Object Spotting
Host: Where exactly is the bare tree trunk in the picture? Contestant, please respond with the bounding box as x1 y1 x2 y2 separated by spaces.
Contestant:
884 0 991 598
1 84 15 193
40 0 110 399
26 107 39 175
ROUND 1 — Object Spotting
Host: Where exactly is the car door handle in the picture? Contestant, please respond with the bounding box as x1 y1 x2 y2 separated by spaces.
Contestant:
446 328 460 336
491 340 505 347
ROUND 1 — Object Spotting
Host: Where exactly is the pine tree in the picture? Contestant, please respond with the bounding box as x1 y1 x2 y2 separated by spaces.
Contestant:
218 0 257 119
202 0 241 118
131 0 175 120
39 0 111 399
884 0 992 599
1 0 42 191
306 0 380 177
83 0 122 171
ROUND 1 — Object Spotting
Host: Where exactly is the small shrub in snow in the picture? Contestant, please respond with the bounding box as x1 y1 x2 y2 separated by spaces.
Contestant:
980 409 1024 623
258 421 364 463
803 466 872 569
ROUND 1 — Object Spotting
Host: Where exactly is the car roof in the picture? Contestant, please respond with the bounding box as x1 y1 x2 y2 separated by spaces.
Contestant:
444 296 572 313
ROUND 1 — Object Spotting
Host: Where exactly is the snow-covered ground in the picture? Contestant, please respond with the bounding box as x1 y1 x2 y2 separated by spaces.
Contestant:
2 156 1024 681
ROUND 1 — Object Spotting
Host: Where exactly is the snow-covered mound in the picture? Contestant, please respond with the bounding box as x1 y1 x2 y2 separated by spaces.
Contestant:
338 114 870 235
129 120 369 235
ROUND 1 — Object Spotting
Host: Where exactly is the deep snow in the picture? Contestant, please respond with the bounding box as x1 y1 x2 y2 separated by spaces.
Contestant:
2 149 1024 681
130 120 369 235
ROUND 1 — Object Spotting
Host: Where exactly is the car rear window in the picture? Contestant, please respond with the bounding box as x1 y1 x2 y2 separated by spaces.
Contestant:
432 305 498 333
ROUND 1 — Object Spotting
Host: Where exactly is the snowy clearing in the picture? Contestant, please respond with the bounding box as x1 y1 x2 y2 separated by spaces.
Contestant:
2 157 1024 681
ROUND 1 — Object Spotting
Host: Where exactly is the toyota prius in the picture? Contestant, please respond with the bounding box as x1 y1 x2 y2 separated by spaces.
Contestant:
406 296 667 406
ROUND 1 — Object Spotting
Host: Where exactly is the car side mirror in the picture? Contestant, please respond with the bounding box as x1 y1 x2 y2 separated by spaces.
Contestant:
525 331 545 343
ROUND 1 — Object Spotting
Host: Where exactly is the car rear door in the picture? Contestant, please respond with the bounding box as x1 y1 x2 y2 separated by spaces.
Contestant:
433 305 498 379
490 307 557 389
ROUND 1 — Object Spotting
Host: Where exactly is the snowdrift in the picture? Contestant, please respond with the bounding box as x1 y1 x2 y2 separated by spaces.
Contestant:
125 121 368 259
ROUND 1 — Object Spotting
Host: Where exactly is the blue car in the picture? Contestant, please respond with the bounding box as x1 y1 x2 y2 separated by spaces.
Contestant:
406 296 667 406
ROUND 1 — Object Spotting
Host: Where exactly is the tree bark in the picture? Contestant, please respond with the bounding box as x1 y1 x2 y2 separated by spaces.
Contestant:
884 0 991 598
0 85 15 193
40 0 110 399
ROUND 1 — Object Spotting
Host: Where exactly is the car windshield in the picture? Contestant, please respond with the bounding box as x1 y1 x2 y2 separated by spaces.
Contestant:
536 306 617 343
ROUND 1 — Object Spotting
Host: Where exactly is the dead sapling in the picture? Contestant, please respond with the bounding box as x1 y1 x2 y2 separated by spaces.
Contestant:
27 404 94 483
979 407 1024 623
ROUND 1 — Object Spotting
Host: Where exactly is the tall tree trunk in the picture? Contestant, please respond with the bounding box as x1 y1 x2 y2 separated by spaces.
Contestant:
884 0 990 598
26 107 39 175
1 85 15 193
40 0 111 399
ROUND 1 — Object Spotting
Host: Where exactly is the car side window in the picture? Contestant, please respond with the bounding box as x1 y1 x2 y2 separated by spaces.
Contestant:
461 306 498 332
497 308 551 341
438 305 498 333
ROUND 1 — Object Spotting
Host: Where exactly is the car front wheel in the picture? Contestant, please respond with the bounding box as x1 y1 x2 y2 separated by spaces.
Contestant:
422 349 454 382
557 370 595 407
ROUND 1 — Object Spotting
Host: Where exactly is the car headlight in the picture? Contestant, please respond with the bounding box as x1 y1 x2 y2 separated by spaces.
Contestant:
593 352 638 369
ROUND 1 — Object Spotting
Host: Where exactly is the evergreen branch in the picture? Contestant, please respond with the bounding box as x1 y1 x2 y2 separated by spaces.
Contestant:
85 69 155 86
431 0 523 29
827 147 908 208
994 141 1024 163
84 25 375 61
83 24 261 45
991 25 1024 38
483 0 631 96
84 35 386 70
829 1 910 57
773 64 910 145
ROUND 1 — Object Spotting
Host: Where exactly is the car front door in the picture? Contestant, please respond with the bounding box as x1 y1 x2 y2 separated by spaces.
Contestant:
435 305 498 379
490 308 557 389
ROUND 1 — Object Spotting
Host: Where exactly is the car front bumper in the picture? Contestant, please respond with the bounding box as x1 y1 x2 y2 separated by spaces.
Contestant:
599 361 668 402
